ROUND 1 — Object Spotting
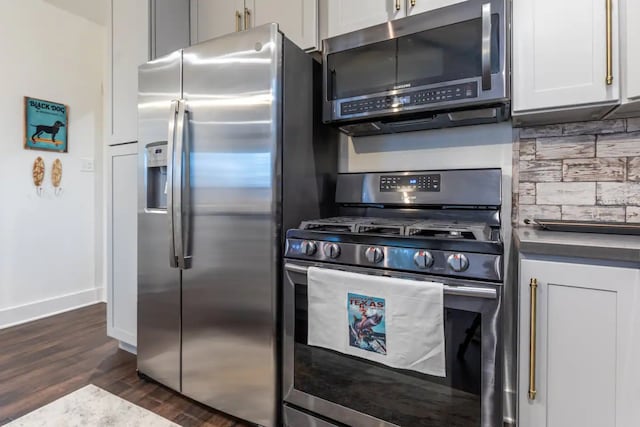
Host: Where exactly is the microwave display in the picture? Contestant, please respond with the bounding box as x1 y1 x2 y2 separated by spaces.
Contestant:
326 16 500 102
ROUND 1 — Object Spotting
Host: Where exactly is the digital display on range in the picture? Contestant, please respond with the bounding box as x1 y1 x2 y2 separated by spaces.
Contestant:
380 174 441 192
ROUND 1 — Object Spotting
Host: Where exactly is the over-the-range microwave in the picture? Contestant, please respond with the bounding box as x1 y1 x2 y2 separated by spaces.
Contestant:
322 0 510 137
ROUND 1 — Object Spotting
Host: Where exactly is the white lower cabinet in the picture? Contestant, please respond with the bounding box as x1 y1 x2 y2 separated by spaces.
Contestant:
519 257 640 427
107 143 138 349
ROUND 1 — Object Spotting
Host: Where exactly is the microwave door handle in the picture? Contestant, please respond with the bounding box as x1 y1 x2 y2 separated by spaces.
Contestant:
481 2 492 91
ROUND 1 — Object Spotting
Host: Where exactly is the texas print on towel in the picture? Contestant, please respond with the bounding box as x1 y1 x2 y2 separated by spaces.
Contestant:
348 293 387 355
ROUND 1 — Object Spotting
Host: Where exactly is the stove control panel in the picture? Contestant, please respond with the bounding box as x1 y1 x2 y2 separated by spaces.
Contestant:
285 238 502 282
379 174 441 192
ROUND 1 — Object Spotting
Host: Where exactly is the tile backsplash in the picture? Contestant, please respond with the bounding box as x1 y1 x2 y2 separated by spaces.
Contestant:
513 118 640 225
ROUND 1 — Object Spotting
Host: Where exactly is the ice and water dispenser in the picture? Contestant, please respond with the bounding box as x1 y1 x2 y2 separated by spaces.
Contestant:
145 142 168 210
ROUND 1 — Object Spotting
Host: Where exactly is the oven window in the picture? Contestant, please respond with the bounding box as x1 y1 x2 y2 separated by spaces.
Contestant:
294 285 482 426
326 15 500 101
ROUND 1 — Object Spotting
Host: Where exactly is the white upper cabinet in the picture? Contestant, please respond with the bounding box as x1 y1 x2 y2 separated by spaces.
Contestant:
108 0 149 145
325 0 404 39
151 0 191 59
253 0 318 50
518 258 640 427
191 0 317 50
607 0 640 117
191 0 245 45
513 0 620 124
624 0 640 101
405 0 465 16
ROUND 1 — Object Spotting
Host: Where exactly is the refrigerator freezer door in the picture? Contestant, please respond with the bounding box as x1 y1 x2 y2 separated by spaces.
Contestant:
137 50 183 392
180 24 282 427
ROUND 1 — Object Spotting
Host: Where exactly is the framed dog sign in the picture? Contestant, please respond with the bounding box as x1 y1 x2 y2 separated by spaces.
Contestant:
24 97 68 153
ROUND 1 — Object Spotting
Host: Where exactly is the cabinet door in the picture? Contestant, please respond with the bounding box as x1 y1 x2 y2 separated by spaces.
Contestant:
405 0 465 16
110 0 149 145
623 0 640 101
513 0 619 113
252 0 318 50
326 0 404 39
107 143 139 347
151 0 190 58
519 259 640 427
191 0 245 44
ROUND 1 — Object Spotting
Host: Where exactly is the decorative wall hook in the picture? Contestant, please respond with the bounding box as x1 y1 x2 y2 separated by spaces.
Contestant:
52 158 63 196
32 156 45 196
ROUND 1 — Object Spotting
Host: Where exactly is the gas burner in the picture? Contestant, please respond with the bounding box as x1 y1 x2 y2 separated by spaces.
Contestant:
299 217 370 232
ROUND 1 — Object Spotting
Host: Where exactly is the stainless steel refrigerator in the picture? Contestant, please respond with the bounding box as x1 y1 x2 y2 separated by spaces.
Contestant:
137 24 335 427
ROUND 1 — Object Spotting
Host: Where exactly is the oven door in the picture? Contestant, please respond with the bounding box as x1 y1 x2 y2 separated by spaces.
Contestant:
283 261 503 427
323 0 508 123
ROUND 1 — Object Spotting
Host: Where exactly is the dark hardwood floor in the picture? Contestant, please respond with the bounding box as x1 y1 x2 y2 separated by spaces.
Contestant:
0 303 249 427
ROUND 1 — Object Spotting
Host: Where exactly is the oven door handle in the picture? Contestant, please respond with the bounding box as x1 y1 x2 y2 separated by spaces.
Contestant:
284 263 497 300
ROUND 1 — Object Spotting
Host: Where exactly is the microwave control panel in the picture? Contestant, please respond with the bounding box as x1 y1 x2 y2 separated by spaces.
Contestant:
340 82 478 116
379 174 441 192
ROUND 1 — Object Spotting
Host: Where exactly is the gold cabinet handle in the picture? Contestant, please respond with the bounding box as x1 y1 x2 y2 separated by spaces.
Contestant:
244 7 251 30
410 0 416 6
606 0 613 85
235 11 242 32
395 0 401 11
528 278 538 400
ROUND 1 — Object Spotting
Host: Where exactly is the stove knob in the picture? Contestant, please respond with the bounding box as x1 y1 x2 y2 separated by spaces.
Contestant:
365 247 384 264
413 250 434 269
300 240 317 256
447 253 469 272
324 243 341 259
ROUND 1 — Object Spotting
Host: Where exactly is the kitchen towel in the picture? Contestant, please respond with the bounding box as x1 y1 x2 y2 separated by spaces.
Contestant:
307 267 446 377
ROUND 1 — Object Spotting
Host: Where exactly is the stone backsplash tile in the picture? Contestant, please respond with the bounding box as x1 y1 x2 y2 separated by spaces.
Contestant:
519 183 536 204
627 118 640 133
519 124 563 139
628 157 640 181
537 182 596 205
563 119 625 136
536 135 595 160
518 205 561 224
519 140 536 160
561 205 626 222
562 158 626 182
519 160 563 182
515 118 640 225
627 206 640 222
597 182 640 206
597 132 640 157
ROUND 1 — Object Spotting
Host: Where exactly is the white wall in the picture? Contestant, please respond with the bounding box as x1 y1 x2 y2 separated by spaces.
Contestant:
0 0 105 328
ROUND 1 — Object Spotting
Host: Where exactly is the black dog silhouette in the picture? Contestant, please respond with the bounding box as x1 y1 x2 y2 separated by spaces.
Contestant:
31 120 65 143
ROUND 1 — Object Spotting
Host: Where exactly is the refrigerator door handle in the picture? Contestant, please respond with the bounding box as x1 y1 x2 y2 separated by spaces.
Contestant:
167 100 179 268
174 99 191 269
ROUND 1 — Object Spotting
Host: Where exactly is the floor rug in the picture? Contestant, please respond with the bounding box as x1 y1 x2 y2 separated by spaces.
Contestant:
4 384 180 426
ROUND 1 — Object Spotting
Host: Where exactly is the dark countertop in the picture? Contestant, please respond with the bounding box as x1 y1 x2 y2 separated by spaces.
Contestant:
515 227 640 264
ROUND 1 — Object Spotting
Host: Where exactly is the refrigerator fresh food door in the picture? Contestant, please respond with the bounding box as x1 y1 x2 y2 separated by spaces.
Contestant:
180 24 282 427
137 50 183 392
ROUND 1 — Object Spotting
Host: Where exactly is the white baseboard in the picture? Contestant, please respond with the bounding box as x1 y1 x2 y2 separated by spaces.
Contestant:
118 341 137 355
0 287 105 329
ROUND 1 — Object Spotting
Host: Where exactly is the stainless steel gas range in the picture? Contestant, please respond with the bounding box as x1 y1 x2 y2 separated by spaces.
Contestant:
282 169 504 427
